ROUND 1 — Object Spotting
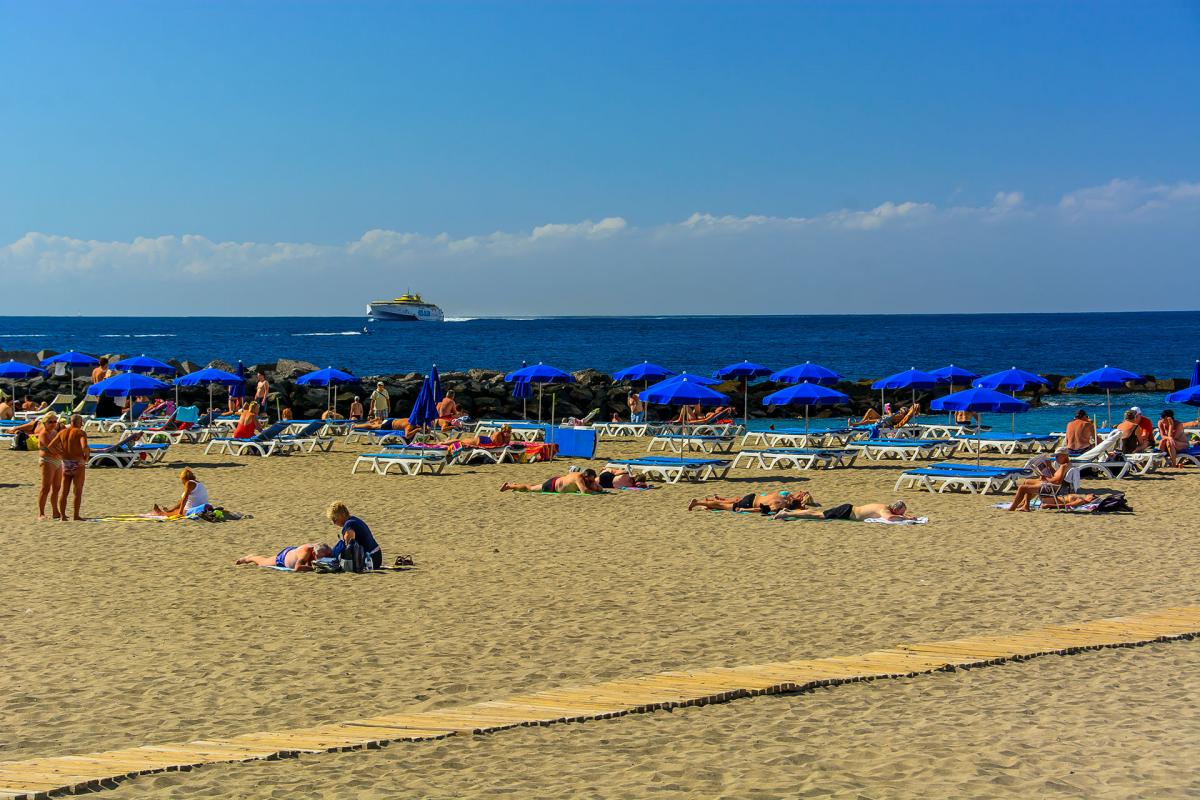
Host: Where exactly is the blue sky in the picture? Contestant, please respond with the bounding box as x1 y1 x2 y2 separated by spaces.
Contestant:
1 1 1198 315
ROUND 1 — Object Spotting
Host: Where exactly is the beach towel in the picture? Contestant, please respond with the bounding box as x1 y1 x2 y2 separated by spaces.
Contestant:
863 516 929 525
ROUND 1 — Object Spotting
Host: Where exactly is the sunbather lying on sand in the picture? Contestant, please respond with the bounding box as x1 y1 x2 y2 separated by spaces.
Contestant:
236 542 332 571
598 466 649 489
688 489 811 514
501 470 603 494
773 500 915 522
1038 493 1099 510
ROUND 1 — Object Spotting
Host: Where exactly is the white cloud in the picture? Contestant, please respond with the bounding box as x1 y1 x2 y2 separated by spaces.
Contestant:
1 178 1196 315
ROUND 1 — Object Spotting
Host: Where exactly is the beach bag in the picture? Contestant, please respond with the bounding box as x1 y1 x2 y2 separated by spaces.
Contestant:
339 541 369 574
11 431 29 451
1093 492 1132 513
312 557 341 574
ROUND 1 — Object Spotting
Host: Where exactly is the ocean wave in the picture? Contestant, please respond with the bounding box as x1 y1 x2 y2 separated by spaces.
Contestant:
99 333 176 338
292 331 363 337
444 317 477 323
0 334 39 337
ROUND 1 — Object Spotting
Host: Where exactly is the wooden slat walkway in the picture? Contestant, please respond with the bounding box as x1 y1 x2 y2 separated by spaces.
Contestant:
3 606 1198 799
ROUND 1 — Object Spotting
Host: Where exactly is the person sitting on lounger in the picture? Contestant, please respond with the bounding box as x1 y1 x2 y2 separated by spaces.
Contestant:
1115 410 1145 454
598 466 649 489
1064 409 1096 453
774 499 915 522
670 404 701 424
349 396 364 421
231 402 260 439
1156 409 1196 468
151 467 211 517
689 489 812 514
501 469 603 494
236 542 332 571
1007 451 1073 512
436 391 466 430
452 425 513 448
849 408 883 427
954 409 981 429
0 396 12 420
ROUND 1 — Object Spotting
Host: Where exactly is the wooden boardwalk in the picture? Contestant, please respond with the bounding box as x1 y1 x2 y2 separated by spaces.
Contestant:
3 606 1199 799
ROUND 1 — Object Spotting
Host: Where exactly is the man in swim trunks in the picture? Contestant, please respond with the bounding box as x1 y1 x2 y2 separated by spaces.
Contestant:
773 500 915 522
627 392 645 423
236 542 332 571
688 489 811 514
48 414 89 521
501 469 603 494
436 391 464 430
598 466 648 489
1064 409 1096 453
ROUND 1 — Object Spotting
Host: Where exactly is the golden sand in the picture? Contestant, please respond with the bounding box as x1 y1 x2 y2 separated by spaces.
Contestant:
2 433 1198 797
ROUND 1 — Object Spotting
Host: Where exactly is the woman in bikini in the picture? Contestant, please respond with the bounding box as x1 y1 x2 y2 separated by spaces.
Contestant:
231 402 260 439
48 414 88 521
34 413 64 520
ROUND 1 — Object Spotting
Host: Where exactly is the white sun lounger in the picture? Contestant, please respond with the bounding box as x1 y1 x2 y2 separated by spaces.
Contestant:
848 438 961 461
647 434 737 454
894 463 1027 495
952 432 1062 455
591 421 663 438
605 457 732 484
351 451 449 476
732 447 859 470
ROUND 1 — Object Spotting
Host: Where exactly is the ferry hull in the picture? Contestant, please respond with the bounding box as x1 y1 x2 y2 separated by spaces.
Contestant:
367 303 445 322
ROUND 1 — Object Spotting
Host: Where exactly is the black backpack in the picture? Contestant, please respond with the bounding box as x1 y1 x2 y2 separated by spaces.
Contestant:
339 541 369 573
1093 492 1132 513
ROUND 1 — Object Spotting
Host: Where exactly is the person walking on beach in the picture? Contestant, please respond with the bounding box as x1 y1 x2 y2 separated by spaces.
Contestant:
48 414 88 521
34 412 64 520
369 382 390 420
1064 410 1097 452
627 392 645 423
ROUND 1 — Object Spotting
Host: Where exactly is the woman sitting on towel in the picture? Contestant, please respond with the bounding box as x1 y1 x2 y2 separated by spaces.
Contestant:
151 467 211 517
231 402 260 439
688 489 811 514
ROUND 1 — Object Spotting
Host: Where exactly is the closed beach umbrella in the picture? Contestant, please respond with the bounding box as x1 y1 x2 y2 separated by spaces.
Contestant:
41 350 100 401
929 364 980 422
714 360 772 427
762 382 850 435
175 367 243 413
0 360 46 405
770 361 842 386
932 387 1030 462
297 366 358 415
90 373 171 397
111 355 176 375
871 367 941 412
407 375 439 429
505 362 575 423
429 364 443 405
512 378 532 419
640 377 729 464
1065 365 1144 429
1191 359 1200 387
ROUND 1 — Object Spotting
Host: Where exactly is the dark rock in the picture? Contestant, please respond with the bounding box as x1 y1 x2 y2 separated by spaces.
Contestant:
275 359 319 380
207 359 235 373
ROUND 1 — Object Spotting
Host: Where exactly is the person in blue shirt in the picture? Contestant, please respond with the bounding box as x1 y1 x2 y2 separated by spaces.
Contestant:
327 501 382 570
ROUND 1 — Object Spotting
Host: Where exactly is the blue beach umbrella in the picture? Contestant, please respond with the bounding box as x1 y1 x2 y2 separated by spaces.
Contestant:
1190 359 1199 388
929 364 980 422
975 367 1051 393
297 366 358 414
871 367 941 412
1166 384 1200 412
762 382 850 435
715 360 772 426
407 375 439 429
175 367 243 412
612 361 674 383
640 377 730 462
41 350 100 400
932 387 1031 461
1065 365 1145 428
0 360 45 405
111 355 176 375
770 361 842 386
505 362 575 423
90 373 171 398
651 371 721 388
429 364 443 405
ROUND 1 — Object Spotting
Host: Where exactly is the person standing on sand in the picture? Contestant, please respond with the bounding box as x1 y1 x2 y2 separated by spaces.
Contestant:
34 412 64 520
254 372 270 419
369 382 390 420
48 414 88 521
349 396 364 421
627 392 645 423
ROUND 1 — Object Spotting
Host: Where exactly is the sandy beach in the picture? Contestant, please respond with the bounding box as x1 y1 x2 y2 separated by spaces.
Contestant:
2 432 1198 798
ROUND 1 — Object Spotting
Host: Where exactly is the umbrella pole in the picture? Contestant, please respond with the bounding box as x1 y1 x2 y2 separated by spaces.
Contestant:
1106 388 1112 430
805 404 810 436
947 382 954 423
743 379 748 428
538 385 543 423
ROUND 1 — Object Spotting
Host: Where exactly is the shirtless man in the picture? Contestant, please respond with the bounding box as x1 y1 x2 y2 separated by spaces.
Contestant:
689 489 811 514
627 393 645 423
0 396 13 420
501 469 603 494
1064 410 1096 453
774 499 915 522
236 542 332 571
436 391 463 430
1007 451 1074 512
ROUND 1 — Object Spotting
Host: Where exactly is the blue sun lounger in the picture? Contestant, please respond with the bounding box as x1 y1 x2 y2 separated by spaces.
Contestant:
87 438 171 468
606 456 732 483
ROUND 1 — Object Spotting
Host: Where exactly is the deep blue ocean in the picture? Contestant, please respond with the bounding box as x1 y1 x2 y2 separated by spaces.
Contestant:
2 312 1197 433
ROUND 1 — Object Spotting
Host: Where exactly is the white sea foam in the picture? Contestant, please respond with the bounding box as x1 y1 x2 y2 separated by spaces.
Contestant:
444 317 477 322
292 331 363 337
99 333 176 338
